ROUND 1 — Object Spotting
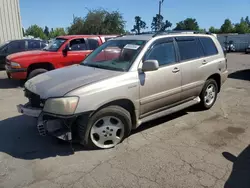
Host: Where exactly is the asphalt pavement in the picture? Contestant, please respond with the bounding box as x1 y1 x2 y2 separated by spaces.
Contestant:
0 53 250 188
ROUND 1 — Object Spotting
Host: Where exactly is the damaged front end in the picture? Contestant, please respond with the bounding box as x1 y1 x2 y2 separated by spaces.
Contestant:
17 89 79 142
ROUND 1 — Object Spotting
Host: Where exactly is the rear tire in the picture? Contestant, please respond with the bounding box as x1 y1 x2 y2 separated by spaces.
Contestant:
199 79 218 110
77 106 132 149
28 68 48 80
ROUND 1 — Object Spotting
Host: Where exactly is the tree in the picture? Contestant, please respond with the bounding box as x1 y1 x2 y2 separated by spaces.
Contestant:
245 16 250 27
209 26 220 34
131 16 147 34
151 14 172 32
67 9 126 35
220 19 234 33
83 9 125 34
235 18 250 34
49 28 66 38
25 24 47 39
44 26 50 37
67 17 85 35
174 18 199 31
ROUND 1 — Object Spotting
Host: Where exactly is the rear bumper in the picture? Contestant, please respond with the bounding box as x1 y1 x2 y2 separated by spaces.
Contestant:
17 103 73 141
5 65 27 79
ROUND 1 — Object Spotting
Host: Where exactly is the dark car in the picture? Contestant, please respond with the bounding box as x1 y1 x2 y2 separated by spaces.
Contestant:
0 39 47 69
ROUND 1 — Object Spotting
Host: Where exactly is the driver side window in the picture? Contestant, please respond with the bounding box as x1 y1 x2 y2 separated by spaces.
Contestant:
69 39 87 51
145 42 176 67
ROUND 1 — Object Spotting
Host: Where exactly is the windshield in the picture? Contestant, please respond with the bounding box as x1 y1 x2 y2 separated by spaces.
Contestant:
81 39 147 71
43 38 67 51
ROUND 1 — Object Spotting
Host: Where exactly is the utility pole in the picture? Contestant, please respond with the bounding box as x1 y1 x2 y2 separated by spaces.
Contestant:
158 0 164 31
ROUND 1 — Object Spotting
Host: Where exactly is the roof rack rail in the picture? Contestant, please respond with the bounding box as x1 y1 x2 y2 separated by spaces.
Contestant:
152 30 212 37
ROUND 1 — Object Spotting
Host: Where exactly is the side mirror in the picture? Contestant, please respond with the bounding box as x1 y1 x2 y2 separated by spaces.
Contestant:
142 60 159 72
62 44 71 56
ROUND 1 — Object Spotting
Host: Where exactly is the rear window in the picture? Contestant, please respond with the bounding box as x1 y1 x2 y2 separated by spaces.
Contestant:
176 37 204 61
199 37 218 56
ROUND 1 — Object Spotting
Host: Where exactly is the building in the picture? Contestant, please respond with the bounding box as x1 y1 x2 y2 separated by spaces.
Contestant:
0 0 23 44
217 34 250 52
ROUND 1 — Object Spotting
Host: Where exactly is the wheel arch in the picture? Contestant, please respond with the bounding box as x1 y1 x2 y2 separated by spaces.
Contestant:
206 73 221 92
27 62 55 77
91 99 137 129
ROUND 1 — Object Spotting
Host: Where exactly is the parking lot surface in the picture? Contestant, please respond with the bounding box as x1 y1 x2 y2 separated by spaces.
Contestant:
0 53 250 188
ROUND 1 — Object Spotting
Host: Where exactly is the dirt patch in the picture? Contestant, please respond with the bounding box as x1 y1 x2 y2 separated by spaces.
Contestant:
203 127 245 149
227 127 245 134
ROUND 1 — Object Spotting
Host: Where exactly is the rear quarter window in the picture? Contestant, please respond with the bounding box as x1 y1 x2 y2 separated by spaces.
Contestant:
199 37 218 56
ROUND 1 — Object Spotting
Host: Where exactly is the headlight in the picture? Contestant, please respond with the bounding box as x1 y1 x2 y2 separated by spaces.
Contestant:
43 97 79 115
10 62 21 69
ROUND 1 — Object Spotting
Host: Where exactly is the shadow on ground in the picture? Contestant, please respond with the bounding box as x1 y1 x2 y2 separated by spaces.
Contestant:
0 78 23 89
223 145 250 188
228 69 250 81
0 110 188 160
0 115 75 160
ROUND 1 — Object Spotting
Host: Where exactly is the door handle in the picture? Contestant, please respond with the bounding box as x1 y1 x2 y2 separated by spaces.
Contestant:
202 59 208 65
172 67 180 73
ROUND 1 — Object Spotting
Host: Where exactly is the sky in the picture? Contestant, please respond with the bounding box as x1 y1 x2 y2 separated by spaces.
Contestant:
20 0 250 31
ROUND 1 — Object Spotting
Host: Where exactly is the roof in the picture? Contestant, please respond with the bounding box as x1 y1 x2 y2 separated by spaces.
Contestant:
57 35 118 39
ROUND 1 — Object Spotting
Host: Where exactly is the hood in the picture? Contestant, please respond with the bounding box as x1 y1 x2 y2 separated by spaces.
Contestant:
24 65 123 99
7 50 52 61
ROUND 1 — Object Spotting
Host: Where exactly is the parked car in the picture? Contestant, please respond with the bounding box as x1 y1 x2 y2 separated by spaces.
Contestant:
245 45 250 54
5 35 117 80
0 39 47 69
17 32 228 149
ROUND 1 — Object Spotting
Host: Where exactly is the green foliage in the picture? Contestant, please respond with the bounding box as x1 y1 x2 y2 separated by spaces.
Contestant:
49 28 66 38
174 18 199 31
209 26 220 34
234 18 250 34
131 16 147 34
151 14 172 31
67 17 85 35
220 19 234 33
44 26 50 37
25 24 47 40
67 9 126 35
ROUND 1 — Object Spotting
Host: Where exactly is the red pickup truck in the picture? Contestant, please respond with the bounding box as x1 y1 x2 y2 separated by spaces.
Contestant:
5 35 117 80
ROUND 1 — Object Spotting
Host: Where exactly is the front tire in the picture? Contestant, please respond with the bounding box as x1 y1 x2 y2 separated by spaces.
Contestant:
77 106 132 149
28 68 48 80
199 79 218 110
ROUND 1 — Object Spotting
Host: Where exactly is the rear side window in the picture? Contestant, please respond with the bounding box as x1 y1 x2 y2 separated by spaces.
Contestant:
145 42 176 66
199 37 218 56
88 39 99 50
176 37 204 61
28 40 41 50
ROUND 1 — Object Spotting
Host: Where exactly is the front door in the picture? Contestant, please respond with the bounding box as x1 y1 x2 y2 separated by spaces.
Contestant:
61 38 91 67
139 38 182 116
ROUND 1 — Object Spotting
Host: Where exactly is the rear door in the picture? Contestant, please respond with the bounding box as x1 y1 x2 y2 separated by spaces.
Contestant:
176 36 205 101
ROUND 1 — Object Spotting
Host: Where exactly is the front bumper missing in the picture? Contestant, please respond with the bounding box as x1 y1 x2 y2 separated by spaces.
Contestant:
17 104 73 141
